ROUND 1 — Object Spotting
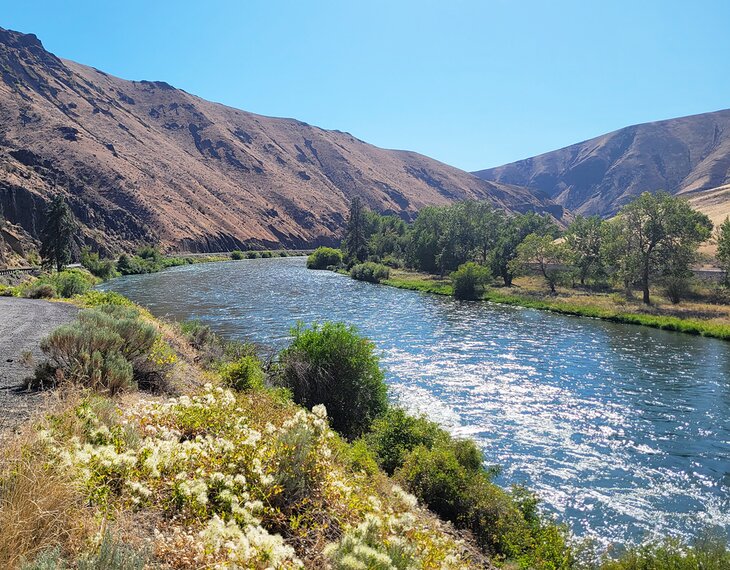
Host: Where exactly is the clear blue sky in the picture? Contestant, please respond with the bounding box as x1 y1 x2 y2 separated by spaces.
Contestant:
3 1 729 171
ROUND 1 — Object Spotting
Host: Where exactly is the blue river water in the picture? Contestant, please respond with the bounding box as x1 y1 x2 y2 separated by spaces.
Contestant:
101 256 730 545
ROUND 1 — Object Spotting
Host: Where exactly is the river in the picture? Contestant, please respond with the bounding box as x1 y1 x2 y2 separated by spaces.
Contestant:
101 256 730 545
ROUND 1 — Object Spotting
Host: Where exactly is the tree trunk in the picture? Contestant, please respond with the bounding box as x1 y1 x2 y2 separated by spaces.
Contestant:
642 263 651 305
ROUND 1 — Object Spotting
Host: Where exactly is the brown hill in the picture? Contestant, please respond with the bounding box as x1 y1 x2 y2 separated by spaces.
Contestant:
473 109 730 217
0 28 564 254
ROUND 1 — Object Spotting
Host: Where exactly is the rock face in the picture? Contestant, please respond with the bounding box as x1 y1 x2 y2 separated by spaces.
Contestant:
474 109 730 217
0 27 564 253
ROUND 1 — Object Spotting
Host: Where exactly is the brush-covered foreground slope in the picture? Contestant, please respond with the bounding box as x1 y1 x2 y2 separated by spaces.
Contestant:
0 28 564 254
474 109 730 217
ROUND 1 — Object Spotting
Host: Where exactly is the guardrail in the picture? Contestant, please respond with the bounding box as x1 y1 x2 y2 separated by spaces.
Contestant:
0 266 41 276
175 249 316 258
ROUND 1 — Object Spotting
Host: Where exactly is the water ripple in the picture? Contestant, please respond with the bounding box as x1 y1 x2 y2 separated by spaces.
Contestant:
102 257 730 545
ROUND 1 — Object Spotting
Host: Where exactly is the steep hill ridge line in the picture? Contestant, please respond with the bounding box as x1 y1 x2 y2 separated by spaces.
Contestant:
0 27 565 254
473 109 730 217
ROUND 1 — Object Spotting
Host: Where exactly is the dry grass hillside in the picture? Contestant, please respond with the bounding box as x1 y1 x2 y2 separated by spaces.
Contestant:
474 109 730 218
0 27 565 254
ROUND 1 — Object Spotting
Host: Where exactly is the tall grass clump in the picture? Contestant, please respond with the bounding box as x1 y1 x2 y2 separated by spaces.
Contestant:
0 443 89 569
306 247 343 270
277 322 388 439
350 262 390 283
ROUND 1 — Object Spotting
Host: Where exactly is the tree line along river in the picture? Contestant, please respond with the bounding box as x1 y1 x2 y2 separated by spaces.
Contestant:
100 256 730 546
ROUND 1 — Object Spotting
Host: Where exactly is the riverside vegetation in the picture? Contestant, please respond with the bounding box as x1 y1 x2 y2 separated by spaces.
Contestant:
2 290 728 569
308 194 730 340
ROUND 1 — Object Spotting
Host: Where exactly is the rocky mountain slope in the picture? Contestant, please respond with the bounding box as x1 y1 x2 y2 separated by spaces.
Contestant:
474 109 730 217
0 27 564 254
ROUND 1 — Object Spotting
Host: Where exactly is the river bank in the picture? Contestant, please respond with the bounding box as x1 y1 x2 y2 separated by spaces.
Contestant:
382 269 730 341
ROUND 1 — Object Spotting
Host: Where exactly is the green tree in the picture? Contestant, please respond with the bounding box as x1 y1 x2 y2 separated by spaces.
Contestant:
605 192 712 304
564 215 603 285
342 197 369 264
716 217 730 286
510 233 567 293
405 206 447 273
40 195 77 272
404 201 503 276
367 214 407 261
492 213 558 287
470 202 504 265
277 322 388 440
434 202 478 275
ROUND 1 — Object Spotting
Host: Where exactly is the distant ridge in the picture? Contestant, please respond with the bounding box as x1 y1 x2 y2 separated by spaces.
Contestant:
0 27 564 254
474 109 730 217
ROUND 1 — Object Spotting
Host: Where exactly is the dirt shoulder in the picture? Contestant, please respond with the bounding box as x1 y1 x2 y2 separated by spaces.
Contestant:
0 297 78 432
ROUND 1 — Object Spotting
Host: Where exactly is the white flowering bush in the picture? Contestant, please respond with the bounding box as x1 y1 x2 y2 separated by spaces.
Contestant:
39 384 479 568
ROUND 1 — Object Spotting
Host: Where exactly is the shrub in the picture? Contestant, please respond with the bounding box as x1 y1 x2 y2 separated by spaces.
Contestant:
366 409 571 567
77 531 147 570
350 262 390 283
306 247 343 270
0 285 16 297
24 532 148 570
395 446 571 565
382 255 403 269
136 245 162 262
396 445 470 522
179 319 257 369
451 262 491 300
34 305 169 394
230 250 245 260
116 254 147 275
79 291 136 308
663 275 691 304
180 319 216 350
325 514 421 569
277 322 388 439
260 250 273 258
366 408 447 475
219 355 265 391
707 284 730 305
245 251 260 259
80 248 120 281
53 270 94 297
36 322 133 393
598 536 730 570
25 283 56 299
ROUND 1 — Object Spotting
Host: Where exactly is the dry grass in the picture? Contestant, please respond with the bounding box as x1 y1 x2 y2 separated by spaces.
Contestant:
0 430 93 569
384 269 730 339
512 275 730 326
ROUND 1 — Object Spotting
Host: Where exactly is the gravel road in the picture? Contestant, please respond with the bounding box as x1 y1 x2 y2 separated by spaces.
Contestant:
0 297 78 432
